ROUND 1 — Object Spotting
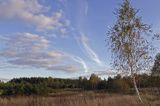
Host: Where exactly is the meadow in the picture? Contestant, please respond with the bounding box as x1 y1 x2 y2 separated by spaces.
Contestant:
0 74 159 106
0 92 159 106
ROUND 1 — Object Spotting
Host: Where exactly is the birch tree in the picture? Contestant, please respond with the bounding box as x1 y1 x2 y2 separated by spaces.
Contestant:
107 0 153 102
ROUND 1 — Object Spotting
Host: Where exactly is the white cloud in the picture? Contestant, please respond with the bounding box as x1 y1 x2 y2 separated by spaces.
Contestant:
0 0 68 32
48 65 79 73
80 33 103 65
0 33 86 73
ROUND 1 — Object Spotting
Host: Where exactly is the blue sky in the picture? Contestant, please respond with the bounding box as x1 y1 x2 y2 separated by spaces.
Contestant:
0 0 159 79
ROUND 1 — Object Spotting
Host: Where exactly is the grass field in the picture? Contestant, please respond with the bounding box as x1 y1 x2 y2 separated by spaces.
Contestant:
0 92 159 106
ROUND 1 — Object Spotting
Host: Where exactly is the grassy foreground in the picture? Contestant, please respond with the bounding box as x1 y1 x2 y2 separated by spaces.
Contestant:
0 92 159 106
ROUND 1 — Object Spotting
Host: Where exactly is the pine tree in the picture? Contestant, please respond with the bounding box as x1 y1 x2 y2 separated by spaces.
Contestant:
152 53 160 76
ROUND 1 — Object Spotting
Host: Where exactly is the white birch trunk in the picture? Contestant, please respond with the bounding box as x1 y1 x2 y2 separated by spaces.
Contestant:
133 76 143 103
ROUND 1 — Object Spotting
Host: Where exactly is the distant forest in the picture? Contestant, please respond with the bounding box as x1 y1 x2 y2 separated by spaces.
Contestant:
0 53 159 96
0 73 159 96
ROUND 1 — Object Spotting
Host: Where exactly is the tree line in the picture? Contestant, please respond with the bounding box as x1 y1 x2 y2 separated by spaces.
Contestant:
0 53 159 96
0 73 159 96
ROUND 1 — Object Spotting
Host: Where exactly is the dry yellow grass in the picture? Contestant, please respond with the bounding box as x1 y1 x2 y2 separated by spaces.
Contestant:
0 93 159 106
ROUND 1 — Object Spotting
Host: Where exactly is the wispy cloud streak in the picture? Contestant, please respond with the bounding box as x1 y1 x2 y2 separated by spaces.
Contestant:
63 52 88 73
80 33 103 66
84 0 88 16
70 56 88 73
